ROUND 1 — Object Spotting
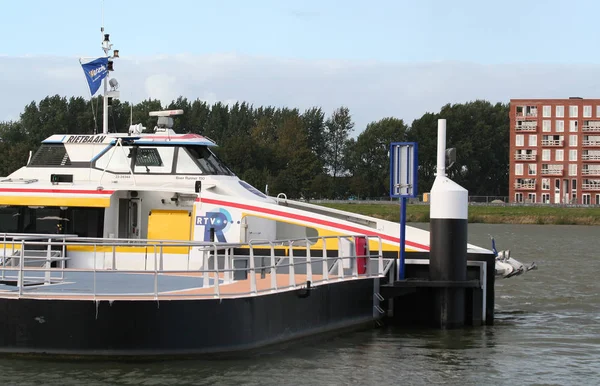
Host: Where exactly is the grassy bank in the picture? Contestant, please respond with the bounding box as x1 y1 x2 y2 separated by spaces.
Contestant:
317 203 600 225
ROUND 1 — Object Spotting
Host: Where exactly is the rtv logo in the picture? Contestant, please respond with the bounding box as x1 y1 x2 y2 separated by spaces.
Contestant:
196 209 232 242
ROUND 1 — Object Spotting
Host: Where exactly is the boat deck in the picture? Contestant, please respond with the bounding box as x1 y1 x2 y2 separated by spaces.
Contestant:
0 269 360 301
0 233 391 301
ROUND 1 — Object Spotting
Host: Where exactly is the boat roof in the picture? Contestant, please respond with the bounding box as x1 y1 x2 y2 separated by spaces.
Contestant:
41 131 217 147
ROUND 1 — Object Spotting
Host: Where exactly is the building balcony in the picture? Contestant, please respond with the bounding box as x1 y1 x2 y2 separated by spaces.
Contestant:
582 169 600 176
515 124 538 132
582 154 600 162
582 125 600 132
582 140 600 147
515 112 538 119
541 139 564 147
514 153 536 161
582 181 600 190
541 168 564 176
514 182 536 190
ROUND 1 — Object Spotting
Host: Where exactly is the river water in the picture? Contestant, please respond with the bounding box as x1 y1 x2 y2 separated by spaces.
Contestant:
1 223 598 386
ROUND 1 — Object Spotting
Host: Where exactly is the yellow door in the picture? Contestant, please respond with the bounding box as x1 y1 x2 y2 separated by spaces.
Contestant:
147 210 192 254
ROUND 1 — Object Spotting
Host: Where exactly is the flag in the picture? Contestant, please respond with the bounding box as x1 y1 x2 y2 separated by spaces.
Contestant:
81 57 109 96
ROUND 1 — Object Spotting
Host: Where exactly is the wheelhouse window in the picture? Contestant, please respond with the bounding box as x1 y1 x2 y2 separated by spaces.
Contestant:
132 147 174 174
182 146 234 176
28 144 72 167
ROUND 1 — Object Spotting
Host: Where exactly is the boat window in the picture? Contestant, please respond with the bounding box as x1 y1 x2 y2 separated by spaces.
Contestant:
133 147 174 174
67 208 104 238
0 207 19 233
0 206 104 237
34 207 64 234
135 148 163 167
176 148 202 174
94 146 132 173
184 146 234 176
28 144 72 167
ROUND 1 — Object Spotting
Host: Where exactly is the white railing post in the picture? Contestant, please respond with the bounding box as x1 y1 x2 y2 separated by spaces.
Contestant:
249 242 257 294
93 243 97 300
365 236 372 277
337 237 344 280
213 244 220 297
17 240 24 296
159 242 164 271
202 247 210 288
288 241 296 288
60 237 66 280
378 237 384 276
2 234 6 280
224 247 231 284
154 245 158 299
270 242 277 292
322 238 329 282
111 244 116 270
352 236 358 278
44 238 52 285
305 238 312 283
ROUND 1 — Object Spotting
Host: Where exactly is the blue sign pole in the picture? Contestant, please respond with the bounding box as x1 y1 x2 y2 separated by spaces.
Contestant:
399 196 407 280
389 141 418 282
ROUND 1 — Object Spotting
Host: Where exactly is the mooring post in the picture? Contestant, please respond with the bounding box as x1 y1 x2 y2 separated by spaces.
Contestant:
429 118 468 328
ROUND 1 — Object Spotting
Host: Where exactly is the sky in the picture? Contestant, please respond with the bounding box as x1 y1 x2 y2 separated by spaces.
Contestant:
1 0 600 133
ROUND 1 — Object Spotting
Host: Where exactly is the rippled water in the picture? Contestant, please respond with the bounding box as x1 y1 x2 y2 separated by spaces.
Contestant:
1 224 599 385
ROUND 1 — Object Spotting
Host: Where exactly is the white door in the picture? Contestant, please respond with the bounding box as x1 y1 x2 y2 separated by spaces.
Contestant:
554 179 561 204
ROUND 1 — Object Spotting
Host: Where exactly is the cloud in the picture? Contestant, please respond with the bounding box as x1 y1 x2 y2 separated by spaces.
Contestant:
1 54 599 136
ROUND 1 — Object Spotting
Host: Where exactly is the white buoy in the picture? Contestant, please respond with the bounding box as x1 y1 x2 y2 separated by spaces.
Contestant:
429 118 469 328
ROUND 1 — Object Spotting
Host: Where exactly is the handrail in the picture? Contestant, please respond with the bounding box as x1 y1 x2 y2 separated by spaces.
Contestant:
0 233 389 300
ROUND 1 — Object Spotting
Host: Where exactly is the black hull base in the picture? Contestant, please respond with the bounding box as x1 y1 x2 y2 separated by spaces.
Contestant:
0 279 377 358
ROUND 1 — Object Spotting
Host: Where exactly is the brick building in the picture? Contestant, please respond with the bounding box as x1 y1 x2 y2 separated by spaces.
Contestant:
509 98 600 204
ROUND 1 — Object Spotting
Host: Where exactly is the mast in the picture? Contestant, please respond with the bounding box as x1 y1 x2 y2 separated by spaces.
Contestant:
100 2 119 135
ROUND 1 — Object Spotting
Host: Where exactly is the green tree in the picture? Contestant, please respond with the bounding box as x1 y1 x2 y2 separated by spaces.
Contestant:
324 106 354 197
346 117 409 198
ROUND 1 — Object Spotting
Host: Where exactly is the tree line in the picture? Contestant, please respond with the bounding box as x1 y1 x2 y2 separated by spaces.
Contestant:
0 95 509 199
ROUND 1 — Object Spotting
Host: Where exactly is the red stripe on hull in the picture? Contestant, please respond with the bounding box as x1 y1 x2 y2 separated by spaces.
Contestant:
200 197 430 251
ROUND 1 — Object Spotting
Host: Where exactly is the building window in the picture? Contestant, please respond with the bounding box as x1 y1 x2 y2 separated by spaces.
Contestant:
569 164 578 176
584 106 592 118
542 149 551 161
596 106 600 118
515 193 523 203
515 163 523 176
556 120 564 132
543 105 551 117
582 193 591 205
528 164 537 175
542 178 550 190
569 105 578 118
596 194 600 205
569 135 578 147
529 134 537 147
570 120 578 132
527 193 536 203
569 149 578 161
516 134 524 146
542 120 551 132
542 193 550 203
555 149 564 161
556 106 565 117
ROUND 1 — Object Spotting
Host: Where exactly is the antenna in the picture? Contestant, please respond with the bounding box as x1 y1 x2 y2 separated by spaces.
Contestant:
99 0 119 135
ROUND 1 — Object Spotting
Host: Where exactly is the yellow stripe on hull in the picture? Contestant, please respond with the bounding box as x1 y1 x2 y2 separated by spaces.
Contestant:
66 245 192 254
0 196 110 207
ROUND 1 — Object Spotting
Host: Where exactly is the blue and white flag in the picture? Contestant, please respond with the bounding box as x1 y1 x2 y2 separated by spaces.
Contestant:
80 57 109 96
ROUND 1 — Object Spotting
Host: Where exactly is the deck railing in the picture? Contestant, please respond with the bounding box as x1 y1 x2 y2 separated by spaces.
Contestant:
0 233 393 300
